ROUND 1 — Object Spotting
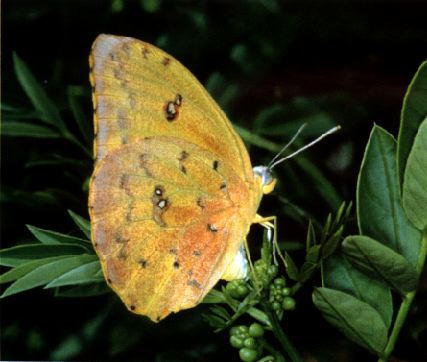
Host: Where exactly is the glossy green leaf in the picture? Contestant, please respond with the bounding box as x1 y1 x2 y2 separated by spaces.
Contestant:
342 235 419 295
397 60 427 185
45 260 103 288
357 125 421 266
313 287 388 353
0 244 88 267
27 224 92 247
0 256 72 284
1 121 60 138
402 117 427 230
0 254 98 298
68 210 91 240
12 52 66 131
324 252 393 328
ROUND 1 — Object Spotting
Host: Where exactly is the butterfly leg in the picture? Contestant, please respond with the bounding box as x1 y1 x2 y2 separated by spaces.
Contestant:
253 214 287 268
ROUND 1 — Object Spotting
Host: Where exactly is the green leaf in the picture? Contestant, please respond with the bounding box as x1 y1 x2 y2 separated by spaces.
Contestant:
45 260 103 288
12 52 66 131
26 225 92 248
397 60 427 185
235 124 282 153
203 289 227 304
306 219 316 249
67 85 92 146
357 125 421 266
342 235 419 295
402 117 427 230
68 210 91 240
0 256 73 284
299 245 320 282
1 254 98 298
322 226 343 259
324 252 393 328
284 252 299 281
0 244 88 267
313 287 388 354
1 121 60 138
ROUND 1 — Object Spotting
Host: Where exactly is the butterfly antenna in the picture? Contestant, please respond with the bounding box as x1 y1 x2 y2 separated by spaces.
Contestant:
267 123 307 169
269 125 341 170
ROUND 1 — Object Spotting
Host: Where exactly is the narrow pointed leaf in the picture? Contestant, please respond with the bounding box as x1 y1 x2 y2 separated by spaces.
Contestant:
12 52 66 131
1 255 97 298
67 85 92 146
284 252 299 281
2 121 60 138
402 117 427 230
313 287 388 354
0 244 88 267
26 225 92 247
45 260 103 288
0 256 72 284
67 210 91 240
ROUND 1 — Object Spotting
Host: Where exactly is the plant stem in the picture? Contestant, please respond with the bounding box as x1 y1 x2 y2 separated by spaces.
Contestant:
261 301 303 362
378 230 427 362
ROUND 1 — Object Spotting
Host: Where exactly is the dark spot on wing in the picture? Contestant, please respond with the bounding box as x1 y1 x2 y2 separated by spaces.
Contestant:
114 232 129 243
162 57 171 66
220 182 227 190
173 261 180 269
139 258 148 268
165 94 183 121
213 160 219 171
169 248 177 255
193 250 201 257
178 150 189 161
196 197 205 210
119 174 131 195
142 46 150 58
180 164 187 174
139 153 153 177
187 279 201 289
130 304 136 311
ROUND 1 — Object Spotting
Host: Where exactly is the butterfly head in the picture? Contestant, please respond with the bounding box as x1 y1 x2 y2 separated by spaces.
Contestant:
253 166 277 195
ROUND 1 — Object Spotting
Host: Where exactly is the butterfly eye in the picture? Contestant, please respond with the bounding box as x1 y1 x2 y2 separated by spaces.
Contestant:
253 166 277 194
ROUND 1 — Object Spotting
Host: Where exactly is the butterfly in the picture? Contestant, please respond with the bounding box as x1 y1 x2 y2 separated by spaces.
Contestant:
89 34 279 322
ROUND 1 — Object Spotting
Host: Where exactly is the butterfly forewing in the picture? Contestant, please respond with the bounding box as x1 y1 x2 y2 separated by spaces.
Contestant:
90 34 253 182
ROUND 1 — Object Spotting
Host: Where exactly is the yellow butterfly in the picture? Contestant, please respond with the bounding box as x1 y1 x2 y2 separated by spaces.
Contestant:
88 34 336 322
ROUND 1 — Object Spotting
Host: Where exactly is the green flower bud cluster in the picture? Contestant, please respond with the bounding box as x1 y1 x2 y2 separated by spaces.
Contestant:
225 279 250 299
252 259 278 288
269 278 296 316
229 323 265 362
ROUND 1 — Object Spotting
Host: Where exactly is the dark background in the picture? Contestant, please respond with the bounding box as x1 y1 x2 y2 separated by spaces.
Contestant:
2 0 427 361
